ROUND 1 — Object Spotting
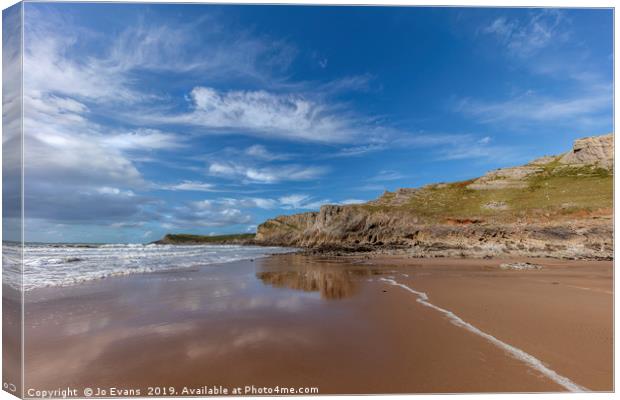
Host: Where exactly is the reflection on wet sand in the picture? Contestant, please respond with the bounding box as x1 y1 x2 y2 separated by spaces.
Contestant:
256 255 372 299
21 254 612 393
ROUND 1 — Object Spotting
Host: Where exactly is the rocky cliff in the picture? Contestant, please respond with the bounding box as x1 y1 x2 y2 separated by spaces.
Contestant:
256 134 613 260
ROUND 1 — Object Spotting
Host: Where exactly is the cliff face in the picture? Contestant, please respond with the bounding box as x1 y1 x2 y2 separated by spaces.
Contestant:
256 134 613 259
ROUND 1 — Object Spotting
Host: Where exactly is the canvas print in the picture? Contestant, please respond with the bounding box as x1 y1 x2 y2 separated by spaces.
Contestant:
2 2 614 397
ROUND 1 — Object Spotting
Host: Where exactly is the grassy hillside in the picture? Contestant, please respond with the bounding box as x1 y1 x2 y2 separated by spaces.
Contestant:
361 164 612 223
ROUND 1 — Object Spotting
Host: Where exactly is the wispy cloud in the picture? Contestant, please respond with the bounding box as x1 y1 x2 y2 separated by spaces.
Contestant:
155 86 364 143
464 10 610 132
279 194 358 210
456 89 611 126
482 10 569 57
279 194 312 209
219 198 278 210
197 194 366 212
244 144 291 161
24 8 299 105
328 143 388 158
25 11 381 146
20 8 306 229
435 135 523 163
208 161 328 184
339 199 366 205
101 129 184 151
158 181 217 192
368 170 405 182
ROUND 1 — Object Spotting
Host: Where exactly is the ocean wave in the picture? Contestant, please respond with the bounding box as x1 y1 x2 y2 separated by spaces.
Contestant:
4 243 295 291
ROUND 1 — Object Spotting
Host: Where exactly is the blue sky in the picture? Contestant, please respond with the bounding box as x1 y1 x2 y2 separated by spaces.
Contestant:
11 3 613 243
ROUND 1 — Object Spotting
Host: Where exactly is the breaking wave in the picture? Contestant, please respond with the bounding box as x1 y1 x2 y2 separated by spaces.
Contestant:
3 242 295 291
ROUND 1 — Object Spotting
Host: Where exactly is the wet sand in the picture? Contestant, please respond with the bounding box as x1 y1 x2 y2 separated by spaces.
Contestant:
22 254 612 395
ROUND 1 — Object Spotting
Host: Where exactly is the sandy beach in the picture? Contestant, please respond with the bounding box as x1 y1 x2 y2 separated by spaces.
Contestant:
21 254 612 395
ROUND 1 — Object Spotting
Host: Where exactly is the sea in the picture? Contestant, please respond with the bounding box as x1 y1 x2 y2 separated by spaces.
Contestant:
2 242 295 291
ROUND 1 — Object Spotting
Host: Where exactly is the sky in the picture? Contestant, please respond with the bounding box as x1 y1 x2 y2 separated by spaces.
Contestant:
5 3 614 243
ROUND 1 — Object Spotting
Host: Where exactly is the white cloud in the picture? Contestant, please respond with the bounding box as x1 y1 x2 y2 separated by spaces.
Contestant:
159 181 216 192
339 199 365 205
23 6 474 170
244 145 290 161
102 129 183 151
317 74 373 94
166 200 253 228
23 9 299 105
20 77 186 226
279 194 311 209
277 194 333 210
329 144 388 158
24 16 141 104
157 86 360 143
3 5 25 237
96 187 136 197
219 198 278 209
208 161 328 184
110 221 146 229
22 89 187 193
195 194 335 211
192 200 214 210
483 17 517 38
199 195 343 211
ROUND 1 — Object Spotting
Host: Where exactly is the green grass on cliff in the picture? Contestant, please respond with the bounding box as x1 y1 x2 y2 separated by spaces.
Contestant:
157 233 255 244
361 165 612 222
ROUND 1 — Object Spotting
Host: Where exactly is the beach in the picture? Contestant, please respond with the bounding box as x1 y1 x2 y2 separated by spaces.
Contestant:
20 253 612 395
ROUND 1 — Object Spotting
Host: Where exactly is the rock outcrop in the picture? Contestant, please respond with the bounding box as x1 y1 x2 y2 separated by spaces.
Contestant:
559 134 613 169
256 134 613 260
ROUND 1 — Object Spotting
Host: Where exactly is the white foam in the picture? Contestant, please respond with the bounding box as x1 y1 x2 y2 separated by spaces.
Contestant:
4 243 295 291
379 277 587 392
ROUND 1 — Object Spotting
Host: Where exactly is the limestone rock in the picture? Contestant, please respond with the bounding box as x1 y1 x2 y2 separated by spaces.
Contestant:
467 165 541 190
499 262 543 270
559 133 613 169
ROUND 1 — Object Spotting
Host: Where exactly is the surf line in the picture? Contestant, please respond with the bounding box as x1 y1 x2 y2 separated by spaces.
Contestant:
379 277 587 392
